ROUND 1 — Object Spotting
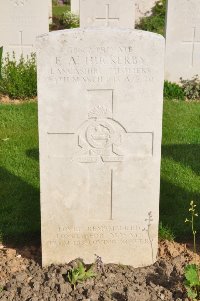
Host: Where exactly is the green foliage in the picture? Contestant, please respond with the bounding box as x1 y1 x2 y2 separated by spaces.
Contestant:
61 11 79 28
67 261 96 289
51 11 79 31
181 75 200 101
185 264 200 300
185 200 198 253
159 223 175 241
0 53 37 100
136 0 166 35
184 201 200 300
0 286 4 293
52 3 69 17
164 81 185 101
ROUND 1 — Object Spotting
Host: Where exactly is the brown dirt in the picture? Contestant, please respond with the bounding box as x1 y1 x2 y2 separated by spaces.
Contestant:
0 95 37 104
0 240 198 301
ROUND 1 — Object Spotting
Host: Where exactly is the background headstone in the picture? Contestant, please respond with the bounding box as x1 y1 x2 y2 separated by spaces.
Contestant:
37 28 164 267
0 0 49 59
80 0 135 28
135 0 157 23
71 0 80 15
49 0 53 24
165 0 200 82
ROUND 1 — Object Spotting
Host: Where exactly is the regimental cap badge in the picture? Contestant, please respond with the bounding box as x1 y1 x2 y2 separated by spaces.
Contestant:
88 105 111 119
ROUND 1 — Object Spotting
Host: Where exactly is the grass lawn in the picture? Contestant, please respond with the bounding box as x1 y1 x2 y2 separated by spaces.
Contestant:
0 100 200 245
52 4 70 17
161 101 200 240
0 103 40 245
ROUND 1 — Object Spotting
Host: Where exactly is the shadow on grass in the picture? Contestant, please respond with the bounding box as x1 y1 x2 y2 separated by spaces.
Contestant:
160 178 200 240
160 144 200 240
1 143 199 249
0 166 40 247
26 148 39 162
162 144 200 176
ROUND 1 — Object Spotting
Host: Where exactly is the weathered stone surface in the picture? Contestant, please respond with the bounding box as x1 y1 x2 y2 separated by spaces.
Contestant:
36 28 164 267
80 0 135 28
71 0 80 15
49 0 53 24
135 0 157 22
165 0 200 82
0 0 49 59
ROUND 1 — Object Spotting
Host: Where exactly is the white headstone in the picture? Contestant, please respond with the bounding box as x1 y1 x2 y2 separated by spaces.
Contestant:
49 0 53 24
37 28 164 267
80 0 135 28
135 0 157 23
71 0 80 15
0 0 49 59
165 0 200 82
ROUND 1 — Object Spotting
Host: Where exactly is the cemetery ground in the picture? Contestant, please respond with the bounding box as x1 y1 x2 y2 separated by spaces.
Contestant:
0 99 200 300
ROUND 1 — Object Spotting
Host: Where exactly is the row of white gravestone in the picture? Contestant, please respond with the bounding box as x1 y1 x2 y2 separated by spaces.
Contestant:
165 0 200 82
0 0 156 60
72 0 200 82
0 0 50 59
0 0 200 83
71 0 157 23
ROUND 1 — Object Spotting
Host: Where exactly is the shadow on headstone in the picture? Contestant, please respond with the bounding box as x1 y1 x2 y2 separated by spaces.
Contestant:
0 166 41 248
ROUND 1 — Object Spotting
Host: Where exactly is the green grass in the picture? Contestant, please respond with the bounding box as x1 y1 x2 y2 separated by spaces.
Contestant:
0 100 200 245
52 4 70 17
161 100 200 240
0 103 39 245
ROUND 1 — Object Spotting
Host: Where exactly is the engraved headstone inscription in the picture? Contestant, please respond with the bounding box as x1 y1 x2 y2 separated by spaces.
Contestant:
80 0 135 28
165 0 200 82
0 0 49 58
36 28 164 267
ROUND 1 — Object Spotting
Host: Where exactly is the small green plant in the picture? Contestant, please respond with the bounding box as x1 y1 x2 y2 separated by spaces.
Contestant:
136 0 166 36
61 11 79 28
184 201 200 300
159 222 175 241
181 75 200 101
0 53 37 100
67 261 96 289
51 11 79 31
164 81 185 101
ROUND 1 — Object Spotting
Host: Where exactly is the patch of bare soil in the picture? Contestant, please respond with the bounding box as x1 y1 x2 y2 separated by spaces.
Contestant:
0 240 197 301
0 95 37 104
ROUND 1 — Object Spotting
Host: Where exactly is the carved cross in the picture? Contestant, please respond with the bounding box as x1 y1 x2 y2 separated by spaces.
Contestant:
48 89 153 221
95 4 120 27
182 27 200 67
9 31 33 52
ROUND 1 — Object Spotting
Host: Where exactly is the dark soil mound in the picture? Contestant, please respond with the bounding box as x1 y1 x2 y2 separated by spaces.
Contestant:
0 241 195 301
